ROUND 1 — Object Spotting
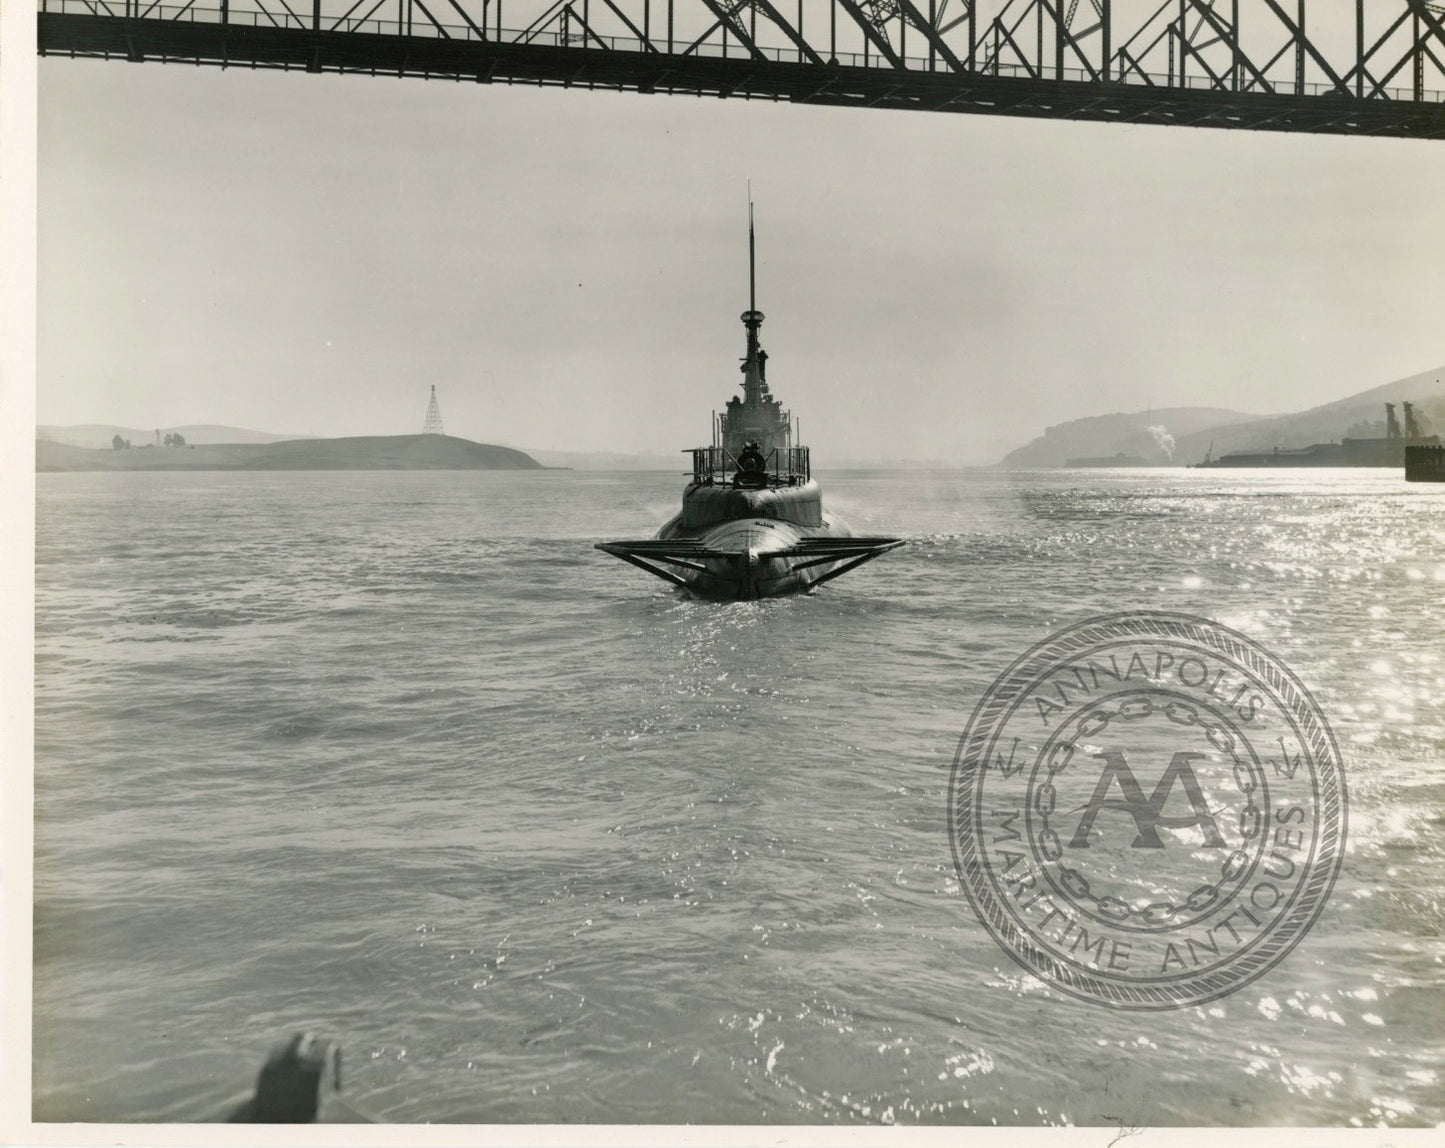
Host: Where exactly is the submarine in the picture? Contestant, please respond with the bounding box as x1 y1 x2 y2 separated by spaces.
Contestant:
596 207 903 599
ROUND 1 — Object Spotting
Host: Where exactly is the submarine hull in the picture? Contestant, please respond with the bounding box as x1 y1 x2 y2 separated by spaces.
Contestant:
598 481 903 599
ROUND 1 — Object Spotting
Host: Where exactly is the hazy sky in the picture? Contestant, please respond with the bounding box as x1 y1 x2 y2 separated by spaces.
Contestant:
37 53 1445 463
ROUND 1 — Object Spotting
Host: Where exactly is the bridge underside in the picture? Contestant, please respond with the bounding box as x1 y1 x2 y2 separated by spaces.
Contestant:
37 12 1445 138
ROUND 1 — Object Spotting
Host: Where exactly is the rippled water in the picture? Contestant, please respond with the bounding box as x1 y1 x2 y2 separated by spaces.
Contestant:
32 467 1445 1126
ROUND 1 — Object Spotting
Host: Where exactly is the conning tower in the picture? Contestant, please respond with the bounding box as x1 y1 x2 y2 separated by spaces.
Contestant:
719 203 791 460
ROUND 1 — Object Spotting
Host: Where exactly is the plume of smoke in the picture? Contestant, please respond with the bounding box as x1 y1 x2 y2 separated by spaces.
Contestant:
1147 424 1176 459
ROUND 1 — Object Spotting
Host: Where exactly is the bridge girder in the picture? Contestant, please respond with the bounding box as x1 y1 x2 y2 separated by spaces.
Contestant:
36 1 1445 137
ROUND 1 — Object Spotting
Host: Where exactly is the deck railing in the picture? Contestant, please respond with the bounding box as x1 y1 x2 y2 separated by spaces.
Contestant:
688 445 810 487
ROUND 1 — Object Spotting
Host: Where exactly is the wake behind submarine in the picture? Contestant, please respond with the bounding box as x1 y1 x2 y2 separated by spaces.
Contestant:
596 209 903 599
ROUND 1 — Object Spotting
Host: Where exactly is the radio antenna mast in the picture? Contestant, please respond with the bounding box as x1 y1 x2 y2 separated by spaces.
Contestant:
748 184 756 314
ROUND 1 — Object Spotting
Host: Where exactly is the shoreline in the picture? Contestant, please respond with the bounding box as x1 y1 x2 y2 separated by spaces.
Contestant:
36 433 545 472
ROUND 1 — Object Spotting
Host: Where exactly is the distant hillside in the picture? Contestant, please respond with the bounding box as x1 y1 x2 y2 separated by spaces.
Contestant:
525 448 681 470
1171 365 1445 464
1001 407 1254 468
999 362 1445 467
38 424 304 449
37 434 542 472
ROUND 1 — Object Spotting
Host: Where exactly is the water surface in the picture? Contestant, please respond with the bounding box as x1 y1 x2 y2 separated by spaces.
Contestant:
33 467 1445 1125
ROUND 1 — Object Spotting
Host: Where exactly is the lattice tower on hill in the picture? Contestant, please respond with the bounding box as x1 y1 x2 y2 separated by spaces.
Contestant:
422 385 445 435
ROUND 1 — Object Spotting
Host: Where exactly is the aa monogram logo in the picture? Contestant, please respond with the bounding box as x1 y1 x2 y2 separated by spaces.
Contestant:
1069 750 1223 850
949 612 1347 1010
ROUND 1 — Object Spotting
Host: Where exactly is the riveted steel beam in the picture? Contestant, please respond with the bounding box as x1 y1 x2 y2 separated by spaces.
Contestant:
35 1 1445 138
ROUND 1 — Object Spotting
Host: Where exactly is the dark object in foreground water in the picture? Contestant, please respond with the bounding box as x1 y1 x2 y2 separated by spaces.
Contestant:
597 205 902 599
228 1032 339 1123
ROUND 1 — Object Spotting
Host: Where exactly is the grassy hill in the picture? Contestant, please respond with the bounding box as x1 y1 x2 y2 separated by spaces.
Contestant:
37 434 543 472
38 424 305 449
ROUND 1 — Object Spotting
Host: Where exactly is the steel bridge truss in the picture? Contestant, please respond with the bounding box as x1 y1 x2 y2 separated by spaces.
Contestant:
38 0 1445 136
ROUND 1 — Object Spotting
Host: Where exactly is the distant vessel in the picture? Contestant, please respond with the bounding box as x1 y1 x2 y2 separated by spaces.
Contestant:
596 207 902 599
1065 452 1152 467
1191 402 1436 468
